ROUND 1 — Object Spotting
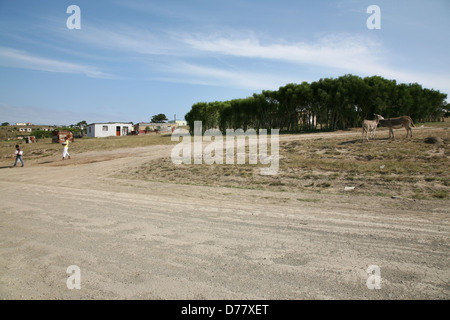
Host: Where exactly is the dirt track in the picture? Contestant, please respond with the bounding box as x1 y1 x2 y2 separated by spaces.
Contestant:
0 131 449 299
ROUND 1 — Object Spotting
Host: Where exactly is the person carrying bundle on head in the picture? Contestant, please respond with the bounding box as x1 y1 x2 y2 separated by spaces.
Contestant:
62 137 71 160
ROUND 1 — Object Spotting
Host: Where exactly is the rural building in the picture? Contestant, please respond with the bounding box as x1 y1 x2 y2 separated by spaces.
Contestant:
26 136 36 143
168 120 187 126
134 122 176 135
52 130 74 143
86 122 133 138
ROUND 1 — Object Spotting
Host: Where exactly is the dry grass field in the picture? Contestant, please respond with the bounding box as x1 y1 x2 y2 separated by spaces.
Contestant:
2 121 449 200
117 122 450 200
0 132 177 161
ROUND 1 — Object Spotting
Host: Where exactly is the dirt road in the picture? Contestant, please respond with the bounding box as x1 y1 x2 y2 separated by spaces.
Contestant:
0 132 448 299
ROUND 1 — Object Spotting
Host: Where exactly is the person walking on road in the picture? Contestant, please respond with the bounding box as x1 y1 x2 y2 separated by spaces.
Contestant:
62 137 71 160
13 144 24 167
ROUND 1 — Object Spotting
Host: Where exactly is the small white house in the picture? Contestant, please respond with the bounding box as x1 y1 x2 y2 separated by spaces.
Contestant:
86 122 133 138
168 120 187 126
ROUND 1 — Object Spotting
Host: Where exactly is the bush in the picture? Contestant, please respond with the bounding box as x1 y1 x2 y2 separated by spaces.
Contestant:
31 129 52 139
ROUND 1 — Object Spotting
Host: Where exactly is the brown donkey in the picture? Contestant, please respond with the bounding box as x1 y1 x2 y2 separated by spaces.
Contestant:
379 116 415 139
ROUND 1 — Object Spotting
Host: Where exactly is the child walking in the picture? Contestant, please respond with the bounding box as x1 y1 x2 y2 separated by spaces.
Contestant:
13 144 24 167
62 137 71 160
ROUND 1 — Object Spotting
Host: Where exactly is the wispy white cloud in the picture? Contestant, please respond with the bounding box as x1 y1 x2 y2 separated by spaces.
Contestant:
156 61 296 90
11 18 448 94
63 23 185 57
177 31 449 93
0 46 114 79
182 32 387 74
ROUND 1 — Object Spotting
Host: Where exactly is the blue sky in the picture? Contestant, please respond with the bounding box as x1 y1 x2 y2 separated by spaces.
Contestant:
0 0 449 125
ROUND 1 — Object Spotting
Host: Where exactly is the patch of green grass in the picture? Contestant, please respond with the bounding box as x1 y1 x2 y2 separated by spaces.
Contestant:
329 173 340 180
432 190 448 199
319 182 331 188
412 188 427 200
297 198 320 203
269 180 285 186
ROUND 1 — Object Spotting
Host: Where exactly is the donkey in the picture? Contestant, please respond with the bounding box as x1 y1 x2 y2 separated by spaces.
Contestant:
362 114 384 142
378 116 415 139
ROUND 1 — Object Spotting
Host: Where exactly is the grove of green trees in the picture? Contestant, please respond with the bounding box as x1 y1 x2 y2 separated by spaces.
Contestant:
185 74 448 133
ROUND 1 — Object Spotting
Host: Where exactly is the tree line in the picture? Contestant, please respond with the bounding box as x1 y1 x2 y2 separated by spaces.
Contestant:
185 74 448 133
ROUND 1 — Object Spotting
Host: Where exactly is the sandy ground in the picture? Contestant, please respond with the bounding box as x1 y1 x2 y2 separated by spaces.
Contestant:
0 131 449 300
